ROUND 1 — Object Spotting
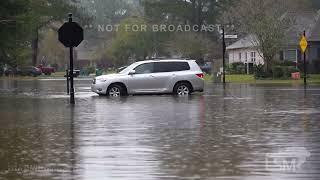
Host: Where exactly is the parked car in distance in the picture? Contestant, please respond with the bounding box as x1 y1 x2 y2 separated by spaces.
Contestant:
92 59 204 96
4 67 16 76
37 64 55 75
5 66 42 77
18 66 42 77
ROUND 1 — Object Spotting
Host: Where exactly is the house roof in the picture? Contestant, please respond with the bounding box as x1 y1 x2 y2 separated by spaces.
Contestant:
226 35 258 50
309 13 320 41
284 11 320 44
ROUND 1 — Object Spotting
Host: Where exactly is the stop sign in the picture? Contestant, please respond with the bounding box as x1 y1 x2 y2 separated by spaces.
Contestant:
58 22 84 47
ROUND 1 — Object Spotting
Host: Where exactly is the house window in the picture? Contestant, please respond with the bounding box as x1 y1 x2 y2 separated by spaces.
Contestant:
251 52 256 62
239 53 242 61
284 50 297 62
317 48 320 58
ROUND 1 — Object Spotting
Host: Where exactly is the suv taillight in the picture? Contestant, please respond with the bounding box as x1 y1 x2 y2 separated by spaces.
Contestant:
196 73 204 79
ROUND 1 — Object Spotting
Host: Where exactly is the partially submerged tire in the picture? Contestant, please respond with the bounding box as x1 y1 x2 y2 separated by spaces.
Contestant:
107 84 124 97
174 82 192 96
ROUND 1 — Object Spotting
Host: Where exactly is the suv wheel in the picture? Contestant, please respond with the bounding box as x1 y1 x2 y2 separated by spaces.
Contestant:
107 85 123 97
174 82 192 96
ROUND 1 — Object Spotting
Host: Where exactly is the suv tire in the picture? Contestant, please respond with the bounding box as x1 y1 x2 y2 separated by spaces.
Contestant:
174 82 192 96
107 84 124 97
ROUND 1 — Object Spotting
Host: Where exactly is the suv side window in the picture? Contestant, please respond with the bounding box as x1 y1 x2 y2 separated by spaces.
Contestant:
134 63 154 74
154 62 190 73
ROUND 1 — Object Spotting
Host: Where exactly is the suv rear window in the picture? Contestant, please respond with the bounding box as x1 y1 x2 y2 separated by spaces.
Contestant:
154 62 190 73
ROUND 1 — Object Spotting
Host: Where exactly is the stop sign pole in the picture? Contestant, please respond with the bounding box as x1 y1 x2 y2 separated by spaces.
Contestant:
68 14 75 104
58 13 84 104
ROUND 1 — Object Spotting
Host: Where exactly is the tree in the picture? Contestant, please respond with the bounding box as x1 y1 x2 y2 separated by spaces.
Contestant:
0 0 31 66
107 17 154 66
141 0 233 60
143 0 233 27
167 32 215 61
27 0 87 66
223 0 320 73
38 29 66 70
224 0 294 72
0 0 89 67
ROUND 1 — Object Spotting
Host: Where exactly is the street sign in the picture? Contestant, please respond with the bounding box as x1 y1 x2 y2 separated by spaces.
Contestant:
58 20 84 48
58 13 84 104
301 31 308 86
300 35 308 53
225 35 238 39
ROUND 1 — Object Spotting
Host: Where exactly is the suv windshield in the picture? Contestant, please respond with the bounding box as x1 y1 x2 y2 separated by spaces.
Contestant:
119 62 139 74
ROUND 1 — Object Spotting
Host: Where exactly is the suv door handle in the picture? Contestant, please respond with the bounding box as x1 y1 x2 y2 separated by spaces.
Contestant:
150 74 155 77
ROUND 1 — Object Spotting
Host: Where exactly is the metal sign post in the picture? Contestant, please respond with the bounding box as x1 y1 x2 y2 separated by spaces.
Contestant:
300 31 308 87
58 13 84 104
222 27 226 85
69 45 75 104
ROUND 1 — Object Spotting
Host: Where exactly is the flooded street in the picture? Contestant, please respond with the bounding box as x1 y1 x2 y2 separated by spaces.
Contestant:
0 79 320 180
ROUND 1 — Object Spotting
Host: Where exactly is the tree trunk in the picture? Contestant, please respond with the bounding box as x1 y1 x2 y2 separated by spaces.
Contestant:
31 29 39 66
264 57 272 75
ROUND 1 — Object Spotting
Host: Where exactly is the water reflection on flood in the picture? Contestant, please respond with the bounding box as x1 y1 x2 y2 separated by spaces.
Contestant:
0 79 320 180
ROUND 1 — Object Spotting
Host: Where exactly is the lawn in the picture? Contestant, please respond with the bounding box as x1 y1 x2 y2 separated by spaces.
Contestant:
226 74 320 84
204 74 320 85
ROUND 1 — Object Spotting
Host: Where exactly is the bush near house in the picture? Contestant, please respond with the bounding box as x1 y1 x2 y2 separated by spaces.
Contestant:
254 62 299 79
226 62 246 74
86 66 96 74
254 64 272 79
274 60 296 67
79 66 96 76
272 66 298 79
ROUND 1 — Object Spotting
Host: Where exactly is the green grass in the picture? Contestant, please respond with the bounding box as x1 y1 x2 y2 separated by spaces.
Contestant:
226 74 255 83
204 74 320 85
204 74 213 82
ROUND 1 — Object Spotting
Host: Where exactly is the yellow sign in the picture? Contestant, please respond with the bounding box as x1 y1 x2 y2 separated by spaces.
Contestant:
300 35 308 53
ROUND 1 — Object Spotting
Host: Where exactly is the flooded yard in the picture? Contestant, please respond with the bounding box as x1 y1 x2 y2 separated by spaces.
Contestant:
0 79 319 180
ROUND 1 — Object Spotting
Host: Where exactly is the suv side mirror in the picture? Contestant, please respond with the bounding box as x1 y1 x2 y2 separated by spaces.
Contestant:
128 70 136 75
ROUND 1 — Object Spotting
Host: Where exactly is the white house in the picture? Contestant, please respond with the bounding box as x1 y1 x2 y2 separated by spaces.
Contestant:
226 35 264 66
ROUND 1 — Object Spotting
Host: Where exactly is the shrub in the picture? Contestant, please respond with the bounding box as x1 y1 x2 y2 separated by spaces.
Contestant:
227 62 246 74
272 66 299 79
272 66 284 79
274 60 296 67
254 64 272 79
86 66 96 74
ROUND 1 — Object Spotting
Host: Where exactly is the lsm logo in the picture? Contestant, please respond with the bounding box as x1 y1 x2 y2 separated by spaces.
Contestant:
265 147 311 172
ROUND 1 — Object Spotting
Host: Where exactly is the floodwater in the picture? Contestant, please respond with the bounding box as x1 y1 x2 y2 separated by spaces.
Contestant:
0 78 320 180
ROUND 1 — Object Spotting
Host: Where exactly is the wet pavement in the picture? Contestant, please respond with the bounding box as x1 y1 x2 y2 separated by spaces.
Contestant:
0 78 320 180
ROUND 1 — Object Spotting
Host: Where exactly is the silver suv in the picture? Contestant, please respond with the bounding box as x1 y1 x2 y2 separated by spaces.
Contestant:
91 59 204 96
